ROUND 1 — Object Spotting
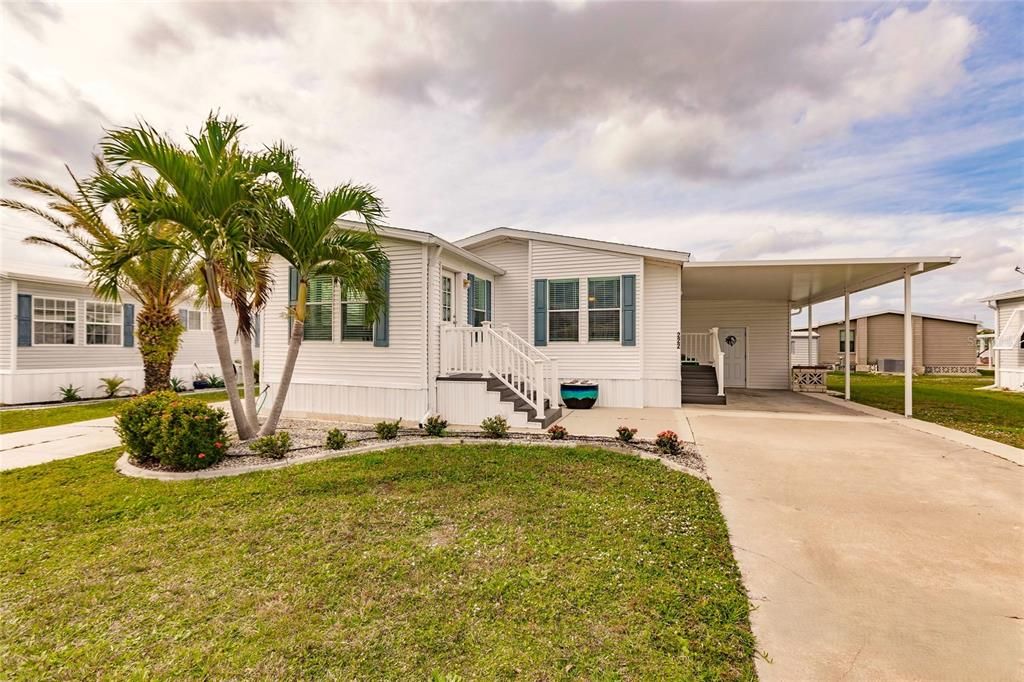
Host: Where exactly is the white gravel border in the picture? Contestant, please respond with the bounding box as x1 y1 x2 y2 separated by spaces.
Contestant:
115 437 707 481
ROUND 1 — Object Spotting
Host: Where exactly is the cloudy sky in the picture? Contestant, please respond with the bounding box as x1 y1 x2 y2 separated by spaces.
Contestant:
2 1 1022 325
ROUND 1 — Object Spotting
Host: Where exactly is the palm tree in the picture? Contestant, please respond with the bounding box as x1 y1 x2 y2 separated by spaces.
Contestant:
256 157 389 436
91 115 274 439
0 161 194 393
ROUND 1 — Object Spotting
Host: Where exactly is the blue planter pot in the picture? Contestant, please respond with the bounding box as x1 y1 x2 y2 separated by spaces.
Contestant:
561 382 598 409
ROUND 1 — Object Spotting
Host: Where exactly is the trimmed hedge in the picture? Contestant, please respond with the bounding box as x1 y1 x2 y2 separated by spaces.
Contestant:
116 392 229 471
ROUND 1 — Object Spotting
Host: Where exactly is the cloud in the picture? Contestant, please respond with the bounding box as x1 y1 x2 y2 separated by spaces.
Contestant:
132 15 193 55
183 1 289 39
719 227 829 259
3 1 61 36
358 3 978 180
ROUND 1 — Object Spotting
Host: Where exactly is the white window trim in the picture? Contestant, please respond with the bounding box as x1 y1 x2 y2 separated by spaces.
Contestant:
340 286 373 343
587 276 621 343
32 297 78 346
548 278 581 343
441 274 453 323
85 301 124 346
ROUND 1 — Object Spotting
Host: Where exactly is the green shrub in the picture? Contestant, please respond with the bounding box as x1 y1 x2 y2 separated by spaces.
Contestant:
98 376 130 398
375 419 401 440
116 392 228 470
207 374 226 388
481 415 509 438
423 415 448 437
169 377 187 392
325 428 348 450
547 424 568 440
116 391 177 464
251 432 292 459
58 384 82 402
616 425 638 443
655 430 680 455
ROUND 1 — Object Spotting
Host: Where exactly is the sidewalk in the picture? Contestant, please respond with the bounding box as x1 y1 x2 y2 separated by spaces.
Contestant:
0 417 121 471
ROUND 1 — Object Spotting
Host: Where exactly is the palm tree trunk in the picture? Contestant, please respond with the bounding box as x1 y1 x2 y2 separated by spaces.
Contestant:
204 263 254 440
238 332 259 431
136 305 184 393
258 281 305 436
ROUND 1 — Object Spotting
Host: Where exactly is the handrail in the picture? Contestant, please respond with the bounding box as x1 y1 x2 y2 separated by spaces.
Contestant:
495 323 553 363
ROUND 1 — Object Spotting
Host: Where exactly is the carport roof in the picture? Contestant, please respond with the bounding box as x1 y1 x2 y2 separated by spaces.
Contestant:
682 256 959 306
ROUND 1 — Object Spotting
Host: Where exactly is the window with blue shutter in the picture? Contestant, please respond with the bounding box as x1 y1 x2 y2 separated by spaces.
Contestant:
373 267 390 347
484 279 492 322
621 274 636 346
123 303 135 347
466 274 475 325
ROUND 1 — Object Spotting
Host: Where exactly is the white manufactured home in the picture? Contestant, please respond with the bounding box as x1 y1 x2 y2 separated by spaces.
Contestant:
0 267 238 404
981 288 1024 392
259 223 959 427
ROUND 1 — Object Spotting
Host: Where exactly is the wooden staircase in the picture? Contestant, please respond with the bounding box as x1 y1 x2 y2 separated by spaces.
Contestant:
681 364 726 405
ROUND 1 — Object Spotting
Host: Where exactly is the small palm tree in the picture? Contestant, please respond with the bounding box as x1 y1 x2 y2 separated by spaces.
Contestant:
256 157 389 436
91 115 275 439
0 161 194 393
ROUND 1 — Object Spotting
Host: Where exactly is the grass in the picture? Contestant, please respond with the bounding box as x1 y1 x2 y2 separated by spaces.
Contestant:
827 372 1024 448
0 390 230 434
0 445 756 680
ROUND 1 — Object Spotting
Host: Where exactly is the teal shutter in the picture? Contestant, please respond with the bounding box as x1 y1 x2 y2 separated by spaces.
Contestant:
485 279 492 322
621 274 636 346
373 268 390 347
287 266 298 332
123 303 135 347
178 308 188 327
533 279 547 346
16 294 31 347
466 274 475 325
254 313 261 348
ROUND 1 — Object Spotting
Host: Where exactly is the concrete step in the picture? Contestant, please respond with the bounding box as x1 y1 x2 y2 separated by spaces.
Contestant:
681 392 727 405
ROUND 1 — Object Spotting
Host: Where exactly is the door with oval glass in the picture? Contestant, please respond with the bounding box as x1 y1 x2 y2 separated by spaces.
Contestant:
718 327 747 387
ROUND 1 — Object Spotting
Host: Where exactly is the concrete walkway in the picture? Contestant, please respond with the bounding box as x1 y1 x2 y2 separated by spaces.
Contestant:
685 390 1024 681
0 416 121 470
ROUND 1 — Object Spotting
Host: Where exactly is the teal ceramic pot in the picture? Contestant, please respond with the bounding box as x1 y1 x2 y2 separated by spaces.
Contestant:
561 382 598 409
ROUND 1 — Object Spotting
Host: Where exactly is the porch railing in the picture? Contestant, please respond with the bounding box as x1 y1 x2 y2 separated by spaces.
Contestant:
441 322 559 415
682 328 725 397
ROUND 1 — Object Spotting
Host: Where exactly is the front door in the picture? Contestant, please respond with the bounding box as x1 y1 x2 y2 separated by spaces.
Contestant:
718 327 747 387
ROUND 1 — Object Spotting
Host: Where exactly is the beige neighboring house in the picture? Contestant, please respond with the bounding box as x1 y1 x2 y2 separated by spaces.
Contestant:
0 265 240 404
981 288 1024 392
798 310 980 375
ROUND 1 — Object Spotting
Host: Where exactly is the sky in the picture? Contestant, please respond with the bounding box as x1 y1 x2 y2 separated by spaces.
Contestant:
1 0 1022 327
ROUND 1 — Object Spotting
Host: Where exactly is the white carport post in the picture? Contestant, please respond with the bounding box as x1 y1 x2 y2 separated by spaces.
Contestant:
844 290 851 400
904 267 913 417
807 305 813 364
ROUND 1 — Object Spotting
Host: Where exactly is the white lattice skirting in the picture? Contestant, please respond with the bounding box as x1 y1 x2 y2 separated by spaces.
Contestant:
923 366 979 375
792 367 828 392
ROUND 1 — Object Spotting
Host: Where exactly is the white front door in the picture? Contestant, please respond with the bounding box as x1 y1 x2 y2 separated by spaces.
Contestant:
718 327 747 387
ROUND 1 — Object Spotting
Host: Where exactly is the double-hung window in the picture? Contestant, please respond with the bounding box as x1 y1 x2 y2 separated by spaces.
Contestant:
587 277 620 342
33 298 76 345
839 329 855 353
341 287 374 341
86 301 122 346
442 275 453 322
187 310 203 331
548 279 579 342
304 275 334 341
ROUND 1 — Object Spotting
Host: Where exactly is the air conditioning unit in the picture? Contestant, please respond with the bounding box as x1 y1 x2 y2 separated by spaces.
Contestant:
879 358 904 373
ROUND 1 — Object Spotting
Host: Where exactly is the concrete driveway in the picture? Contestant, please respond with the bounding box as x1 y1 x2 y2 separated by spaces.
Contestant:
685 390 1024 681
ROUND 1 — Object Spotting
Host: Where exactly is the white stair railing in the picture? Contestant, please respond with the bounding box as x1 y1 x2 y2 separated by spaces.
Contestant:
681 332 713 364
709 327 725 397
441 322 560 415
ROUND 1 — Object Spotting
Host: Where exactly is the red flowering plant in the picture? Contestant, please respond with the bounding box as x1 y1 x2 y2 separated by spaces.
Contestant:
654 430 681 455
547 424 569 440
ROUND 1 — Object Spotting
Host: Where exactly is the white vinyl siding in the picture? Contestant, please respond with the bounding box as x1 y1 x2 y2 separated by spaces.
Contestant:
467 239 530 338
643 261 682 406
681 299 791 390
996 298 1024 374
85 301 122 346
0 279 12 369
33 297 77 345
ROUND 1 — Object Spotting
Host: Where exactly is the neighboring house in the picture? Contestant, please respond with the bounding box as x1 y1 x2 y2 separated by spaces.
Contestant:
0 266 239 404
798 311 979 374
981 288 1024 392
977 331 994 366
790 330 819 366
258 221 958 426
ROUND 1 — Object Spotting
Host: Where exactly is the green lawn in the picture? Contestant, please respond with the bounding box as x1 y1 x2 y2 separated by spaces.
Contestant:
827 372 1024 448
0 390 230 434
0 445 756 680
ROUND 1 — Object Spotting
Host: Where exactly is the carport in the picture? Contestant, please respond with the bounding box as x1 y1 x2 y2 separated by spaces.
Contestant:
681 256 960 416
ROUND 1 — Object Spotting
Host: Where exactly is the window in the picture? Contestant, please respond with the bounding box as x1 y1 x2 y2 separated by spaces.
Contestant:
839 329 856 353
472 279 487 327
33 298 76 345
304 275 334 341
442 275 453 322
341 287 373 341
187 310 203 331
548 279 579 342
86 301 122 346
587 277 620 342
